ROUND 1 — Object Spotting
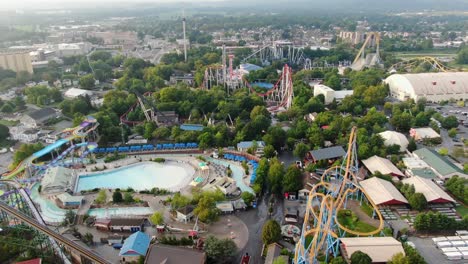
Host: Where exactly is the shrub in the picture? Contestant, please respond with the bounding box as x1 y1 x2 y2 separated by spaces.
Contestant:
153 158 166 163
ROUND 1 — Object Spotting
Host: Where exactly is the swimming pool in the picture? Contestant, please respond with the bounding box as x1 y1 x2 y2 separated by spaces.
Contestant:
87 207 153 218
207 158 254 194
76 161 194 192
30 183 73 223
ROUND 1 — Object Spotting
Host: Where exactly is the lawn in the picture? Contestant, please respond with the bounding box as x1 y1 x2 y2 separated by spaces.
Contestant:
337 209 380 234
456 205 468 218
0 119 19 126
360 203 374 218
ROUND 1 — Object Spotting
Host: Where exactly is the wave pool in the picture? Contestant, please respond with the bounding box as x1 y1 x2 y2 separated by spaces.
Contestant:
76 161 194 192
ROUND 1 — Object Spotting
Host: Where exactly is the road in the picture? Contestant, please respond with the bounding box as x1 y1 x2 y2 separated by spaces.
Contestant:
235 193 284 264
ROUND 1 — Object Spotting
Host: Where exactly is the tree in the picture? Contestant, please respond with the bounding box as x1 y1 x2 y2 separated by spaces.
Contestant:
262 220 281 245
95 189 107 204
0 124 9 140
409 193 427 211
442 116 459 129
124 192 134 203
389 253 410 264
331 257 347 264
273 258 288 264
438 148 449 156
407 138 417 152
268 158 285 195
83 232 94 246
204 236 237 263
448 128 458 138
113 190 123 203
149 211 164 225
63 209 76 226
171 193 191 209
283 165 303 193
79 74 95 89
193 191 223 223
241 191 255 206
263 145 276 158
456 46 468 64
293 142 309 160
350 251 372 264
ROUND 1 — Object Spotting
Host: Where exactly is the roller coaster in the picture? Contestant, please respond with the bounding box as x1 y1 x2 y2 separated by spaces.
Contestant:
294 127 384 264
1 117 99 181
389 56 458 73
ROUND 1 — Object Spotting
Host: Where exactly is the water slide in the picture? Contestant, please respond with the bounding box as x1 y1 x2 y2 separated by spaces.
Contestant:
2 117 98 180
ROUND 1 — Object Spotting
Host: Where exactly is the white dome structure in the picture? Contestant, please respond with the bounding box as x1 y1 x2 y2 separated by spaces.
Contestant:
384 72 468 103
378 131 409 152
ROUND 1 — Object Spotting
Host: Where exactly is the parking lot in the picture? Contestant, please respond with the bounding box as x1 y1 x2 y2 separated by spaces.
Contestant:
409 236 467 264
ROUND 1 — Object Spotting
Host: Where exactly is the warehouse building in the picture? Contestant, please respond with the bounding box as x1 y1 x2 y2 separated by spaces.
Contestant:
378 131 409 152
360 177 408 206
402 176 455 204
385 72 468 103
413 148 468 180
362 155 405 180
340 237 405 263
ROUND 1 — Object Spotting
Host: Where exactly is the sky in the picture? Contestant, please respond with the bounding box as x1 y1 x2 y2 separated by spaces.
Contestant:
1 0 466 11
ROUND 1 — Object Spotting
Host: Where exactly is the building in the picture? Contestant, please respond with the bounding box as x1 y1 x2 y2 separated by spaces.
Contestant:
155 111 179 126
339 31 366 45
94 218 112 230
110 218 145 232
176 205 195 223
237 141 266 156
360 177 408 206
265 243 288 264
313 84 353 104
340 237 405 263
402 156 438 179
144 244 206 264
64 88 93 99
402 176 455 203
169 74 195 86
57 43 91 57
216 201 235 214
0 50 33 73
40 167 77 196
378 131 409 152
9 127 40 143
238 63 263 75
385 72 468 103
362 155 405 180
56 192 83 208
89 31 138 47
409 127 440 142
180 124 204 132
412 148 468 179
119 231 150 263
306 146 346 164
21 108 60 128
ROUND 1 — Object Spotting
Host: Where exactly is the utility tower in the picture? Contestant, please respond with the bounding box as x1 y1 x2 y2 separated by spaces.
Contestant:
182 11 188 62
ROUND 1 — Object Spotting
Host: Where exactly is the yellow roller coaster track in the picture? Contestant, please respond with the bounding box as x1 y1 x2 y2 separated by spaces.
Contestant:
294 127 384 263
390 56 459 73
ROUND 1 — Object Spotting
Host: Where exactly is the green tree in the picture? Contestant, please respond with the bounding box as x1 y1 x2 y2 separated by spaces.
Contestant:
149 211 164 225
331 257 347 264
442 116 459 129
293 142 310 160
448 128 458 138
193 191 223 223
268 158 285 195
241 191 255 206
409 193 427 211
262 220 281 245
438 148 449 156
171 193 191 209
79 74 95 89
283 165 303 193
407 138 417 152
350 250 372 264
63 209 76 226
95 189 107 204
112 190 123 203
204 236 237 263
456 46 468 64
83 232 94 246
124 192 134 203
263 145 276 158
0 124 9 140
273 258 288 264
389 253 410 264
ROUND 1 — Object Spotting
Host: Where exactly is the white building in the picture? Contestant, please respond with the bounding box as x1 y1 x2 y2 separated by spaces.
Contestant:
9 126 40 143
313 84 353 104
378 131 409 152
409 127 440 141
64 88 93 99
57 42 91 57
385 72 468 103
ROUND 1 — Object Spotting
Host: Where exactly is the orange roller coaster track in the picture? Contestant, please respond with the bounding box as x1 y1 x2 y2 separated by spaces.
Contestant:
294 127 384 264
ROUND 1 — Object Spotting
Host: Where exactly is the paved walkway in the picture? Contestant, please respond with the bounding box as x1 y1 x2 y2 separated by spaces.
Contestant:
207 215 249 249
347 200 380 227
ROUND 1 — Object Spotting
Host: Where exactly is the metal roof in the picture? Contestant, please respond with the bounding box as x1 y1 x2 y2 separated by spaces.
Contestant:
362 155 404 177
119 231 150 257
385 72 468 96
309 146 346 161
402 176 455 203
360 177 408 205
340 237 405 263
414 148 465 176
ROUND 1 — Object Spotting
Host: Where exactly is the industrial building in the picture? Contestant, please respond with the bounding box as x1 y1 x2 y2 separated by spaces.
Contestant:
402 176 455 203
0 50 33 73
378 131 409 152
360 177 408 206
313 84 354 104
385 72 468 103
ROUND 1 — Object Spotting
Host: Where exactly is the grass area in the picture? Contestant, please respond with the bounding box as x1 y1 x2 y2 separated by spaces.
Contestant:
337 209 380 235
456 205 468 217
360 203 374 218
305 235 313 249
0 119 19 126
